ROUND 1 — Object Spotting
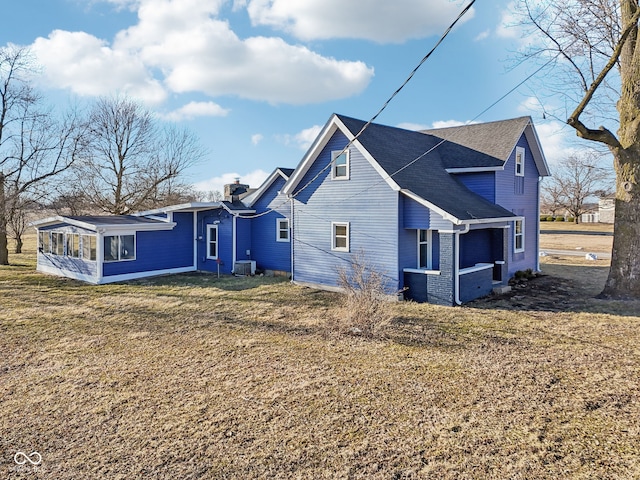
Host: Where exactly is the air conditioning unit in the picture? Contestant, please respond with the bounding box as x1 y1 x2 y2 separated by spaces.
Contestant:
234 260 256 276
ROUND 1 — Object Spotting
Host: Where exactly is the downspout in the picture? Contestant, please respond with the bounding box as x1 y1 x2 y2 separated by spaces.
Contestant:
536 175 542 272
193 211 198 270
290 197 295 282
232 214 237 274
454 223 470 305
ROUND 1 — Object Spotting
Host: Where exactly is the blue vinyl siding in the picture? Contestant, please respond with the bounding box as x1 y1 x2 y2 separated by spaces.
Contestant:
495 135 542 276
196 209 234 274
454 172 496 202
292 131 399 293
103 212 194 277
459 229 492 268
236 217 252 264
250 176 292 272
403 195 430 229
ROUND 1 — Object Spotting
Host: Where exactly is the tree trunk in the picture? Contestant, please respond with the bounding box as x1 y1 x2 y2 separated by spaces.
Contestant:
0 173 8 265
600 149 640 298
14 235 22 254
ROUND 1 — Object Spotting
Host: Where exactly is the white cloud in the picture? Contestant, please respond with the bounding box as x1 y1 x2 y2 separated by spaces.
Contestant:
251 134 264 145
474 29 490 41
31 30 167 104
193 169 270 194
160 101 230 121
246 0 475 43
535 121 579 166
431 119 470 129
396 122 430 131
496 3 521 39
280 124 323 150
28 0 374 106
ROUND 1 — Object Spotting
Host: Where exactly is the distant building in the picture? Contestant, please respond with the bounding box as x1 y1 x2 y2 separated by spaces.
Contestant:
598 195 615 224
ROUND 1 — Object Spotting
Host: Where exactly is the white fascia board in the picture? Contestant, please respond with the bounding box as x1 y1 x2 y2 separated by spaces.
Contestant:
243 169 289 207
524 123 551 177
97 222 177 234
401 189 519 226
30 216 100 232
134 202 223 216
445 166 503 173
282 114 401 196
400 189 463 225
282 116 339 196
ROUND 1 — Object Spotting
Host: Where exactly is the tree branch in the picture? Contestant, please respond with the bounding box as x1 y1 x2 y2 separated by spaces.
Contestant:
567 3 640 147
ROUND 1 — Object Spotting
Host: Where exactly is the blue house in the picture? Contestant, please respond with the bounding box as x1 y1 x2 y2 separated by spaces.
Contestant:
32 168 295 284
281 114 550 305
32 114 549 305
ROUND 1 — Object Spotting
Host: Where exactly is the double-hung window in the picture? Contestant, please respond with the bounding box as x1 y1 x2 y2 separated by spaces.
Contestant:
39 231 50 254
104 234 135 262
331 150 349 180
207 225 218 259
514 219 525 253
276 218 290 242
332 222 349 252
515 147 525 177
418 229 432 269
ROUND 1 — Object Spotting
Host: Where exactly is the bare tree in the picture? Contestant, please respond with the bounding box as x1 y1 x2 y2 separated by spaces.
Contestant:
0 46 85 264
518 0 640 298
543 153 612 222
74 96 205 214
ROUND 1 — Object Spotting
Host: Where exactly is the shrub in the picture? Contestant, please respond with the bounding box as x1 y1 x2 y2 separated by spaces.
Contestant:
540 215 547 221
331 252 393 338
546 216 554 221
554 216 565 222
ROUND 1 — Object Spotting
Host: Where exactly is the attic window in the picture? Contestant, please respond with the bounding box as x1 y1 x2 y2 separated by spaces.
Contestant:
331 150 349 180
515 147 525 177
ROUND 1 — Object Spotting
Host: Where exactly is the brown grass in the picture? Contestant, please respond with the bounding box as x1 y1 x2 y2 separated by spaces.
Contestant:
1 234 640 479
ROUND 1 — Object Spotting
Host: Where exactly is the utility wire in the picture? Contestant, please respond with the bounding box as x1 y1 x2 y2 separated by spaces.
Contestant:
237 0 476 219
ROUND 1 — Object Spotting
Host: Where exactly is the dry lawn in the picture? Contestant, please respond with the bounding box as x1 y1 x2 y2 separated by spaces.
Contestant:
1 235 639 479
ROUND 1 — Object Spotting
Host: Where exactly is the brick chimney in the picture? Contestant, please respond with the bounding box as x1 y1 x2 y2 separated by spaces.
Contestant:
224 177 250 202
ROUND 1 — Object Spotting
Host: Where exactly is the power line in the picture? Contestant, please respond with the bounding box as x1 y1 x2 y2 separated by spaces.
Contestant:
237 0 476 219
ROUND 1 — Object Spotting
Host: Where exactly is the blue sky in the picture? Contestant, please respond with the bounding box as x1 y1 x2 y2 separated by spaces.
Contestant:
2 0 586 194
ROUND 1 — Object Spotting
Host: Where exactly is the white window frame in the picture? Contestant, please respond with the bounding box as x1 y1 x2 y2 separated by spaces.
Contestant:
207 225 218 259
276 218 290 242
103 234 136 262
39 231 50 254
67 233 80 258
514 218 525 253
331 222 350 252
417 229 432 269
81 234 97 261
515 146 525 177
331 150 350 180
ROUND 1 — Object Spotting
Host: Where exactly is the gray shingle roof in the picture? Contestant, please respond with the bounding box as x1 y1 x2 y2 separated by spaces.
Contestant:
422 117 531 163
336 114 516 222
